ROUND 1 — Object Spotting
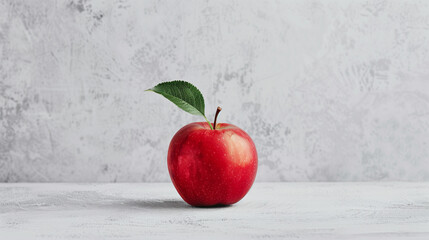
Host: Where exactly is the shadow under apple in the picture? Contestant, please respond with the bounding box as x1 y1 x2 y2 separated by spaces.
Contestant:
122 199 232 209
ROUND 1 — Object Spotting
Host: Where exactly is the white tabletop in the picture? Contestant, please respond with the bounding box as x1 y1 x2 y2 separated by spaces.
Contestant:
1 182 428 239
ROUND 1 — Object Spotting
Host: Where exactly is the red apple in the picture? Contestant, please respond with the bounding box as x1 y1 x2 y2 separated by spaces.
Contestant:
167 121 258 207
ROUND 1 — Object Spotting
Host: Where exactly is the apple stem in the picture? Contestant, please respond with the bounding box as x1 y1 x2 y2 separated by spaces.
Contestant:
213 106 222 130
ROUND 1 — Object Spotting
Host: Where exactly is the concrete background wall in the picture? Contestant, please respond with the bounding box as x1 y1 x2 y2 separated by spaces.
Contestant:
1 0 429 182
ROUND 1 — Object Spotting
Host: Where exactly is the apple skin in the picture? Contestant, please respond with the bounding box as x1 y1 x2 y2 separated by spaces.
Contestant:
167 122 258 207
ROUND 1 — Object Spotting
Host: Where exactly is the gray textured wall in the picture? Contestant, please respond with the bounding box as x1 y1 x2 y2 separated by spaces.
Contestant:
1 0 429 182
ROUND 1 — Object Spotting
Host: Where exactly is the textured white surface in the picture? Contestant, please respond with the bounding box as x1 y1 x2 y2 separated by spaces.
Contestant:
1 0 429 182
1 183 429 239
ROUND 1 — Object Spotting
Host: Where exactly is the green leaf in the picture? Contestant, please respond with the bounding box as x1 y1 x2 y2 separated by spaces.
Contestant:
146 80 206 117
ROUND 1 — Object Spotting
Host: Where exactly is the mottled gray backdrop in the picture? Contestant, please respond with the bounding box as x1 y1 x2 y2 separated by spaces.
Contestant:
1 0 429 182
